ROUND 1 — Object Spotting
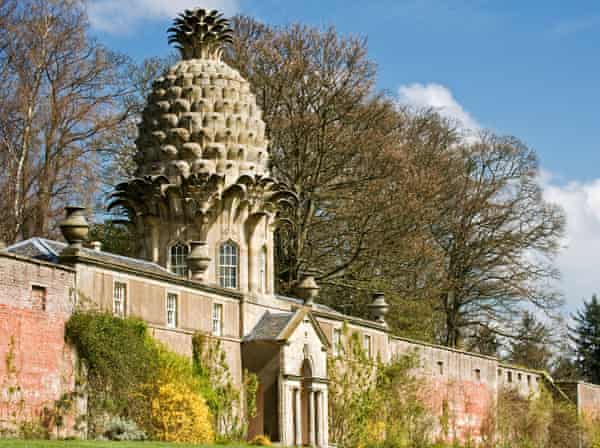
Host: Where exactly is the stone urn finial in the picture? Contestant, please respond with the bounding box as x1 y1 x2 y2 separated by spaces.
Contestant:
368 292 389 325
187 240 211 281
59 206 89 248
295 274 320 306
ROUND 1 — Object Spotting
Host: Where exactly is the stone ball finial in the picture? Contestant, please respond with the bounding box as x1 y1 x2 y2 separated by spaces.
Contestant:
368 292 389 325
168 8 233 61
59 206 89 248
295 274 320 306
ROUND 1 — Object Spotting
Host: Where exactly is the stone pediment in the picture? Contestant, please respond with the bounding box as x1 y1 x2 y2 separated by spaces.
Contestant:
244 308 330 349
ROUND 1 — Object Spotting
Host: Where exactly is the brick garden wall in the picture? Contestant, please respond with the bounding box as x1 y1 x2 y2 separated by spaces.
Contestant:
0 254 81 438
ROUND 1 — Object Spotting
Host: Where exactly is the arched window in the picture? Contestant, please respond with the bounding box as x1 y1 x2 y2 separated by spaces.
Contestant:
219 241 238 288
259 246 267 293
169 241 189 277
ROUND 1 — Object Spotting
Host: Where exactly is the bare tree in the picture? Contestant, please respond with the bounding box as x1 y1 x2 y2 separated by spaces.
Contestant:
0 0 133 242
226 16 404 292
427 132 565 347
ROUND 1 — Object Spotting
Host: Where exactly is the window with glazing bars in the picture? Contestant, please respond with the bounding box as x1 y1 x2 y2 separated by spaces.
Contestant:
169 242 189 277
333 328 342 356
219 242 238 288
212 303 223 336
166 293 178 328
113 282 127 317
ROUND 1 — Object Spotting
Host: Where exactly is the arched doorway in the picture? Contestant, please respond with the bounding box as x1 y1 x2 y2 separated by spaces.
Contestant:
301 358 313 445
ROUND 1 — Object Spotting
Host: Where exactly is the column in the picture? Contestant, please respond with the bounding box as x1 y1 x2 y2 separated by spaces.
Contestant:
309 389 316 446
282 382 295 447
295 387 302 446
314 391 320 447
321 389 329 448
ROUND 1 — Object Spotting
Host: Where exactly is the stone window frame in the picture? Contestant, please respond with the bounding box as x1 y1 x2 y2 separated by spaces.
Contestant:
167 240 190 277
30 283 48 312
218 239 239 289
332 327 342 356
166 291 179 329
363 333 372 359
212 301 223 336
112 279 128 318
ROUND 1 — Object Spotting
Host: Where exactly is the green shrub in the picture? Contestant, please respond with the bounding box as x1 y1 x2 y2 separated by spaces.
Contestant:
66 310 160 433
102 416 146 441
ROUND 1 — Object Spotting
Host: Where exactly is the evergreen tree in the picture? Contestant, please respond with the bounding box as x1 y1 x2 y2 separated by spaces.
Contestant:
571 295 600 384
506 311 553 371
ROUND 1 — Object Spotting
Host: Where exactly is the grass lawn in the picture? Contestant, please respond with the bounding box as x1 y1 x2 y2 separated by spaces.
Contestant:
0 442 252 448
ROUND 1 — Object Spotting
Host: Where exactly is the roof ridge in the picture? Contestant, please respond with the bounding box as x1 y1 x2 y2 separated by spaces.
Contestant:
36 238 60 256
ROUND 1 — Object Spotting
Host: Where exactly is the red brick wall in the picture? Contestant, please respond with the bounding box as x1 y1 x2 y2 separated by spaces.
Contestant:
420 378 494 442
0 254 81 437
578 382 600 421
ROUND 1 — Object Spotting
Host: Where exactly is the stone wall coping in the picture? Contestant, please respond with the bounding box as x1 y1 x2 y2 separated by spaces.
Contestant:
498 362 547 376
557 380 600 390
0 250 75 272
309 308 388 333
390 334 499 363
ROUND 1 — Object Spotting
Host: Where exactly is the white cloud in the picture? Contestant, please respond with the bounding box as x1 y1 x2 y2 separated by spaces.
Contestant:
397 83 481 131
87 0 240 34
541 172 600 312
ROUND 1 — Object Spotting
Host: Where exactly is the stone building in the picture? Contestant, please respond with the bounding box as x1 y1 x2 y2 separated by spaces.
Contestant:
1 7 600 445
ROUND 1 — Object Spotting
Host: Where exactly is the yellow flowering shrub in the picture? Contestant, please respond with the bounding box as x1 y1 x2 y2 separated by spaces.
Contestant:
249 434 272 446
150 381 214 443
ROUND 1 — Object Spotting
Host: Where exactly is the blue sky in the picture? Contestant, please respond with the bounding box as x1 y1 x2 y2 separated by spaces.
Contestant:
87 0 600 313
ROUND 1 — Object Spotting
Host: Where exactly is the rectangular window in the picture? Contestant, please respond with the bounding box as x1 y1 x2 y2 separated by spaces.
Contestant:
507 371 513 383
438 361 444 376
363 334 372 358
259 248 266 293
31 285 46 311
212 303 223 336
475 368 481 382
166 293 178 329
113 282 127 317
333 328 342 356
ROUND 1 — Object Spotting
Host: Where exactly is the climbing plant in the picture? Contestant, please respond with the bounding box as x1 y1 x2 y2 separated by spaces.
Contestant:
65 311 160 434
328 323 432 448
192 332 258 442
65 311 214 443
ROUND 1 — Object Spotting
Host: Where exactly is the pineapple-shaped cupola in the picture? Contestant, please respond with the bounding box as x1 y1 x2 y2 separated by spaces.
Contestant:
133 8 269 184
110 8 297 295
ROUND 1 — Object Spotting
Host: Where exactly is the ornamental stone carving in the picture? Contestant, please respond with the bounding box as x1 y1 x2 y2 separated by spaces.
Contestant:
134 9 268 187
109 8 295 293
